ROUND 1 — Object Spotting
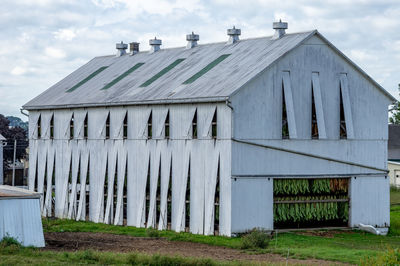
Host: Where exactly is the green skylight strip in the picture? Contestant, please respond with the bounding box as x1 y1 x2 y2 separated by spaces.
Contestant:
182 54 231 85
101 62 145 90
67 66 108 92
140 58 185 87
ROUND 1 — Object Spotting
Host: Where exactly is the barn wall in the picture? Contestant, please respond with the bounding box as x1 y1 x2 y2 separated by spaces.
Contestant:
231 177 273 232
349 176 390 228
230 35 390 230
28 103 232 236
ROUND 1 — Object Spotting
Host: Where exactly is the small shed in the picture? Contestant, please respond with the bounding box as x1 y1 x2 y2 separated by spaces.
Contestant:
0 134 6 185
0 185 45 247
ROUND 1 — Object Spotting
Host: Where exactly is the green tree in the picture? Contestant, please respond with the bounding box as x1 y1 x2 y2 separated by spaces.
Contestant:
389 84 400 124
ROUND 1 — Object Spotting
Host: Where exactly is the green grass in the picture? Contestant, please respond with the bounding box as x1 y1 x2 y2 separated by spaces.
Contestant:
391 185 400 205
20 188 400 265
0 245 250 265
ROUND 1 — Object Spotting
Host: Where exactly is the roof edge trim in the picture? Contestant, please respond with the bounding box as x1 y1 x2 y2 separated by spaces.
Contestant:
22 96 230 111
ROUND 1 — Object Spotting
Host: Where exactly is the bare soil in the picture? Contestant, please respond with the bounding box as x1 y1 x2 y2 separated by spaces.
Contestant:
295 230 354 238
43 232 345 265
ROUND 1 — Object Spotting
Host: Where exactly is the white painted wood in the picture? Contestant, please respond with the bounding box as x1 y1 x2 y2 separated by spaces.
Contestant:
73 109 87 139
43 140 54 217
76 141 89 221
340 74 355 139
67 140 80 219
312 72 327 139
158 141 171 230
282 72 298 139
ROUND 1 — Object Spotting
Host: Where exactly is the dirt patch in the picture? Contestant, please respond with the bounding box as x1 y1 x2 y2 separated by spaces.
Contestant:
43 232 345 265
295 230 354 238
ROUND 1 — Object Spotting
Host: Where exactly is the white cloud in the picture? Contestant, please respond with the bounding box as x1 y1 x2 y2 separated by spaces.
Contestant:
11 66 27 76
1 0 400 119
44 47 66 59
53 28 77 41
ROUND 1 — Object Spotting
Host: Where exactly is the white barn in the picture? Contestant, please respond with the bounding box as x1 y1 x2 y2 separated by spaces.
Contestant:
23 22 394 236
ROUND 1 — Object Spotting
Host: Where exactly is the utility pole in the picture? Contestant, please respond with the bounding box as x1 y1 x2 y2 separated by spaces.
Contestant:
12 139 16 186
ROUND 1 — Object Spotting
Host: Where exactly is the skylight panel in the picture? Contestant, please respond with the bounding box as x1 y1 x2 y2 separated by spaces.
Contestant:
66 66 108 92
182 54 231 85
101 63 144 90
140 59 185 87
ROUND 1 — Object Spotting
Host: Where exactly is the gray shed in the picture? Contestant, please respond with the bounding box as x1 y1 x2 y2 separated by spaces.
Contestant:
0 134 5 185
23 21 394 235
0 185 45 247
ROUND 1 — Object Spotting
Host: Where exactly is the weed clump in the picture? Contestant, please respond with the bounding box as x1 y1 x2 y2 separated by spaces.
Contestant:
240 229 271 249
146 227 160 238
361 247 400 265
0 236 21 247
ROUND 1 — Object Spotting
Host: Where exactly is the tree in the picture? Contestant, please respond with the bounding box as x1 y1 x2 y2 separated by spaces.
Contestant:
389 84 400 124
0 114 28 168
6 116 28 131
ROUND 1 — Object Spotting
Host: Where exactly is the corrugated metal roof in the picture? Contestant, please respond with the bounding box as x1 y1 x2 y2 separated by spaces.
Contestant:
22 30 394 110
0 185 41 199
23 31 315 109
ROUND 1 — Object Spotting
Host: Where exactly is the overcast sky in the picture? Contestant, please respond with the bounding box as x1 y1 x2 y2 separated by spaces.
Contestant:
1 0 399 120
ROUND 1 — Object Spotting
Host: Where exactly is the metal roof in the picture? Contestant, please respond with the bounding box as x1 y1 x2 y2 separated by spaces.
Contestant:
0 134 5 141
0 185 41 199
23 30 394 110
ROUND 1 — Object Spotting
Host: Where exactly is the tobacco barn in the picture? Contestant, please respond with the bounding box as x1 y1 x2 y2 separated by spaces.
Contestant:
23 21 394 235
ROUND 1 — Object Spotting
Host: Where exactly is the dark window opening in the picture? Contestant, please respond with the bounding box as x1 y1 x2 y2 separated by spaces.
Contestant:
339 89 347 139
165 111 170 139
84 113 88 139
167 160 172 230
214 158 220 234
282 85 289 139
185 159 190 232
105 113 110 139
155 162 161 228
192 110 197 139
211 109 217 138
70 114 74 139
123 113 128 139
145 159 151 226
37 115 41 139
148 111 152 139
50 115 54 139
311 88 319 139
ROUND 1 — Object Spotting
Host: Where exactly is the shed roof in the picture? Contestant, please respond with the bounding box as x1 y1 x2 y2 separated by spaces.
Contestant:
389 124 400 149
0 134 5 141
0 185 41 199
23 30 394 110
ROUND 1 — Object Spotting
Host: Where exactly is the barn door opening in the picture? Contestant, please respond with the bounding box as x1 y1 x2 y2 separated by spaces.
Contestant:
273 177 349 229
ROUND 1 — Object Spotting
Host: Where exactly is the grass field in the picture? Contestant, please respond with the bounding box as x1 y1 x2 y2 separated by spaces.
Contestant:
1 188 400 265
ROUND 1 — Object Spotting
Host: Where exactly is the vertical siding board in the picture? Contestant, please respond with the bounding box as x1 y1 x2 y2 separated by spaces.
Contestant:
312 73 327 139
114 140 127 225
43 140 54 217
76 140 89 221
158 141 171 230
340 74 355 139
73 109 87 139
282 72 298 139
67 140 80 219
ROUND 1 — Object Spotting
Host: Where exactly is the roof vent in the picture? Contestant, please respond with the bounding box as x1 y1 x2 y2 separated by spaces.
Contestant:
149 37 162 53
227 26 241 44
272 20 288 40
186 32 199 49
116 41 128 57
129 42 139 55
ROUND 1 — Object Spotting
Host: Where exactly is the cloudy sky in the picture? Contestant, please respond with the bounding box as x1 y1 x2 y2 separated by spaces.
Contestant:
1 0 399 120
